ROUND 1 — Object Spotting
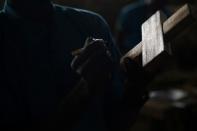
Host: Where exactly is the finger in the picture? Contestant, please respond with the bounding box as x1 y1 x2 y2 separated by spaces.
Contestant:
83 37 94 48
71 38 105 56
71 40 107 70
71 44 106 72
79 48 112 77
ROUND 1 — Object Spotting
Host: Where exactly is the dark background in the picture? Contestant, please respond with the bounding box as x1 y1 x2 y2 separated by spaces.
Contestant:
0 0 196 32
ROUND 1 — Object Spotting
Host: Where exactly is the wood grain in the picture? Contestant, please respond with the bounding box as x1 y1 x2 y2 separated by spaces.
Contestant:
142 11 164 66
122 4 195 67
121 42 142 64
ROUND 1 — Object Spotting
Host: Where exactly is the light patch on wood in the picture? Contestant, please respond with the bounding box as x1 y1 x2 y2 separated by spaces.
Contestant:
124 42 142 59
121 4 194 67
142 11 164 66
163 4 190 34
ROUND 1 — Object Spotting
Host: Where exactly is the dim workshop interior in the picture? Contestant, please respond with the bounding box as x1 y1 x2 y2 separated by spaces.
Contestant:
0 0 197 131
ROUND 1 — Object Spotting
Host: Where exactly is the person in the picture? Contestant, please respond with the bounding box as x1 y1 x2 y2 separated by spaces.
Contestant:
0 0 149 130
116 0 171 54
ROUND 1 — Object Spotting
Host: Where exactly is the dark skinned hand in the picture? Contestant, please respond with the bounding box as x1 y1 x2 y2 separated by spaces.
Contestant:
71 37 113 93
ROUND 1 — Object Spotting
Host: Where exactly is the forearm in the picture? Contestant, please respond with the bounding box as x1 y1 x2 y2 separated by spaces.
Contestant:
56 78 90 129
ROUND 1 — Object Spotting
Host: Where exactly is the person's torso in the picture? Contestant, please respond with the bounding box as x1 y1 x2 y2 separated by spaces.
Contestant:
0 5 112 130
0 5 87 126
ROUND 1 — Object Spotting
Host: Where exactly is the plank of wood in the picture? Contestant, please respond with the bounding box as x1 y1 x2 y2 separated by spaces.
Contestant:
122 4 195 66
142 11 164 66
163 4 195 42
121 42 142 64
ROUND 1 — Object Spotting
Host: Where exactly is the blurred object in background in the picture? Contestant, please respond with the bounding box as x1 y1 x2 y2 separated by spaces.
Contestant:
0 0 196 33
0 0 133 31
129 86 197 131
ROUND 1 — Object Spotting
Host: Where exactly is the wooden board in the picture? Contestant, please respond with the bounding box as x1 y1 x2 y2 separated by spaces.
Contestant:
163 4 195 42
122 4 196 67
142 11 165 66
121 42 142 64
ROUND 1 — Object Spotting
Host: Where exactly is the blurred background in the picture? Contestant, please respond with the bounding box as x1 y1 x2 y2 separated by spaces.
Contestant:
1 0 197 131
0 0 196 32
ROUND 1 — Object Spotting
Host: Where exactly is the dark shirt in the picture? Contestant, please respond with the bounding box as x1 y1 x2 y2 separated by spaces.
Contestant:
0 3 123 130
